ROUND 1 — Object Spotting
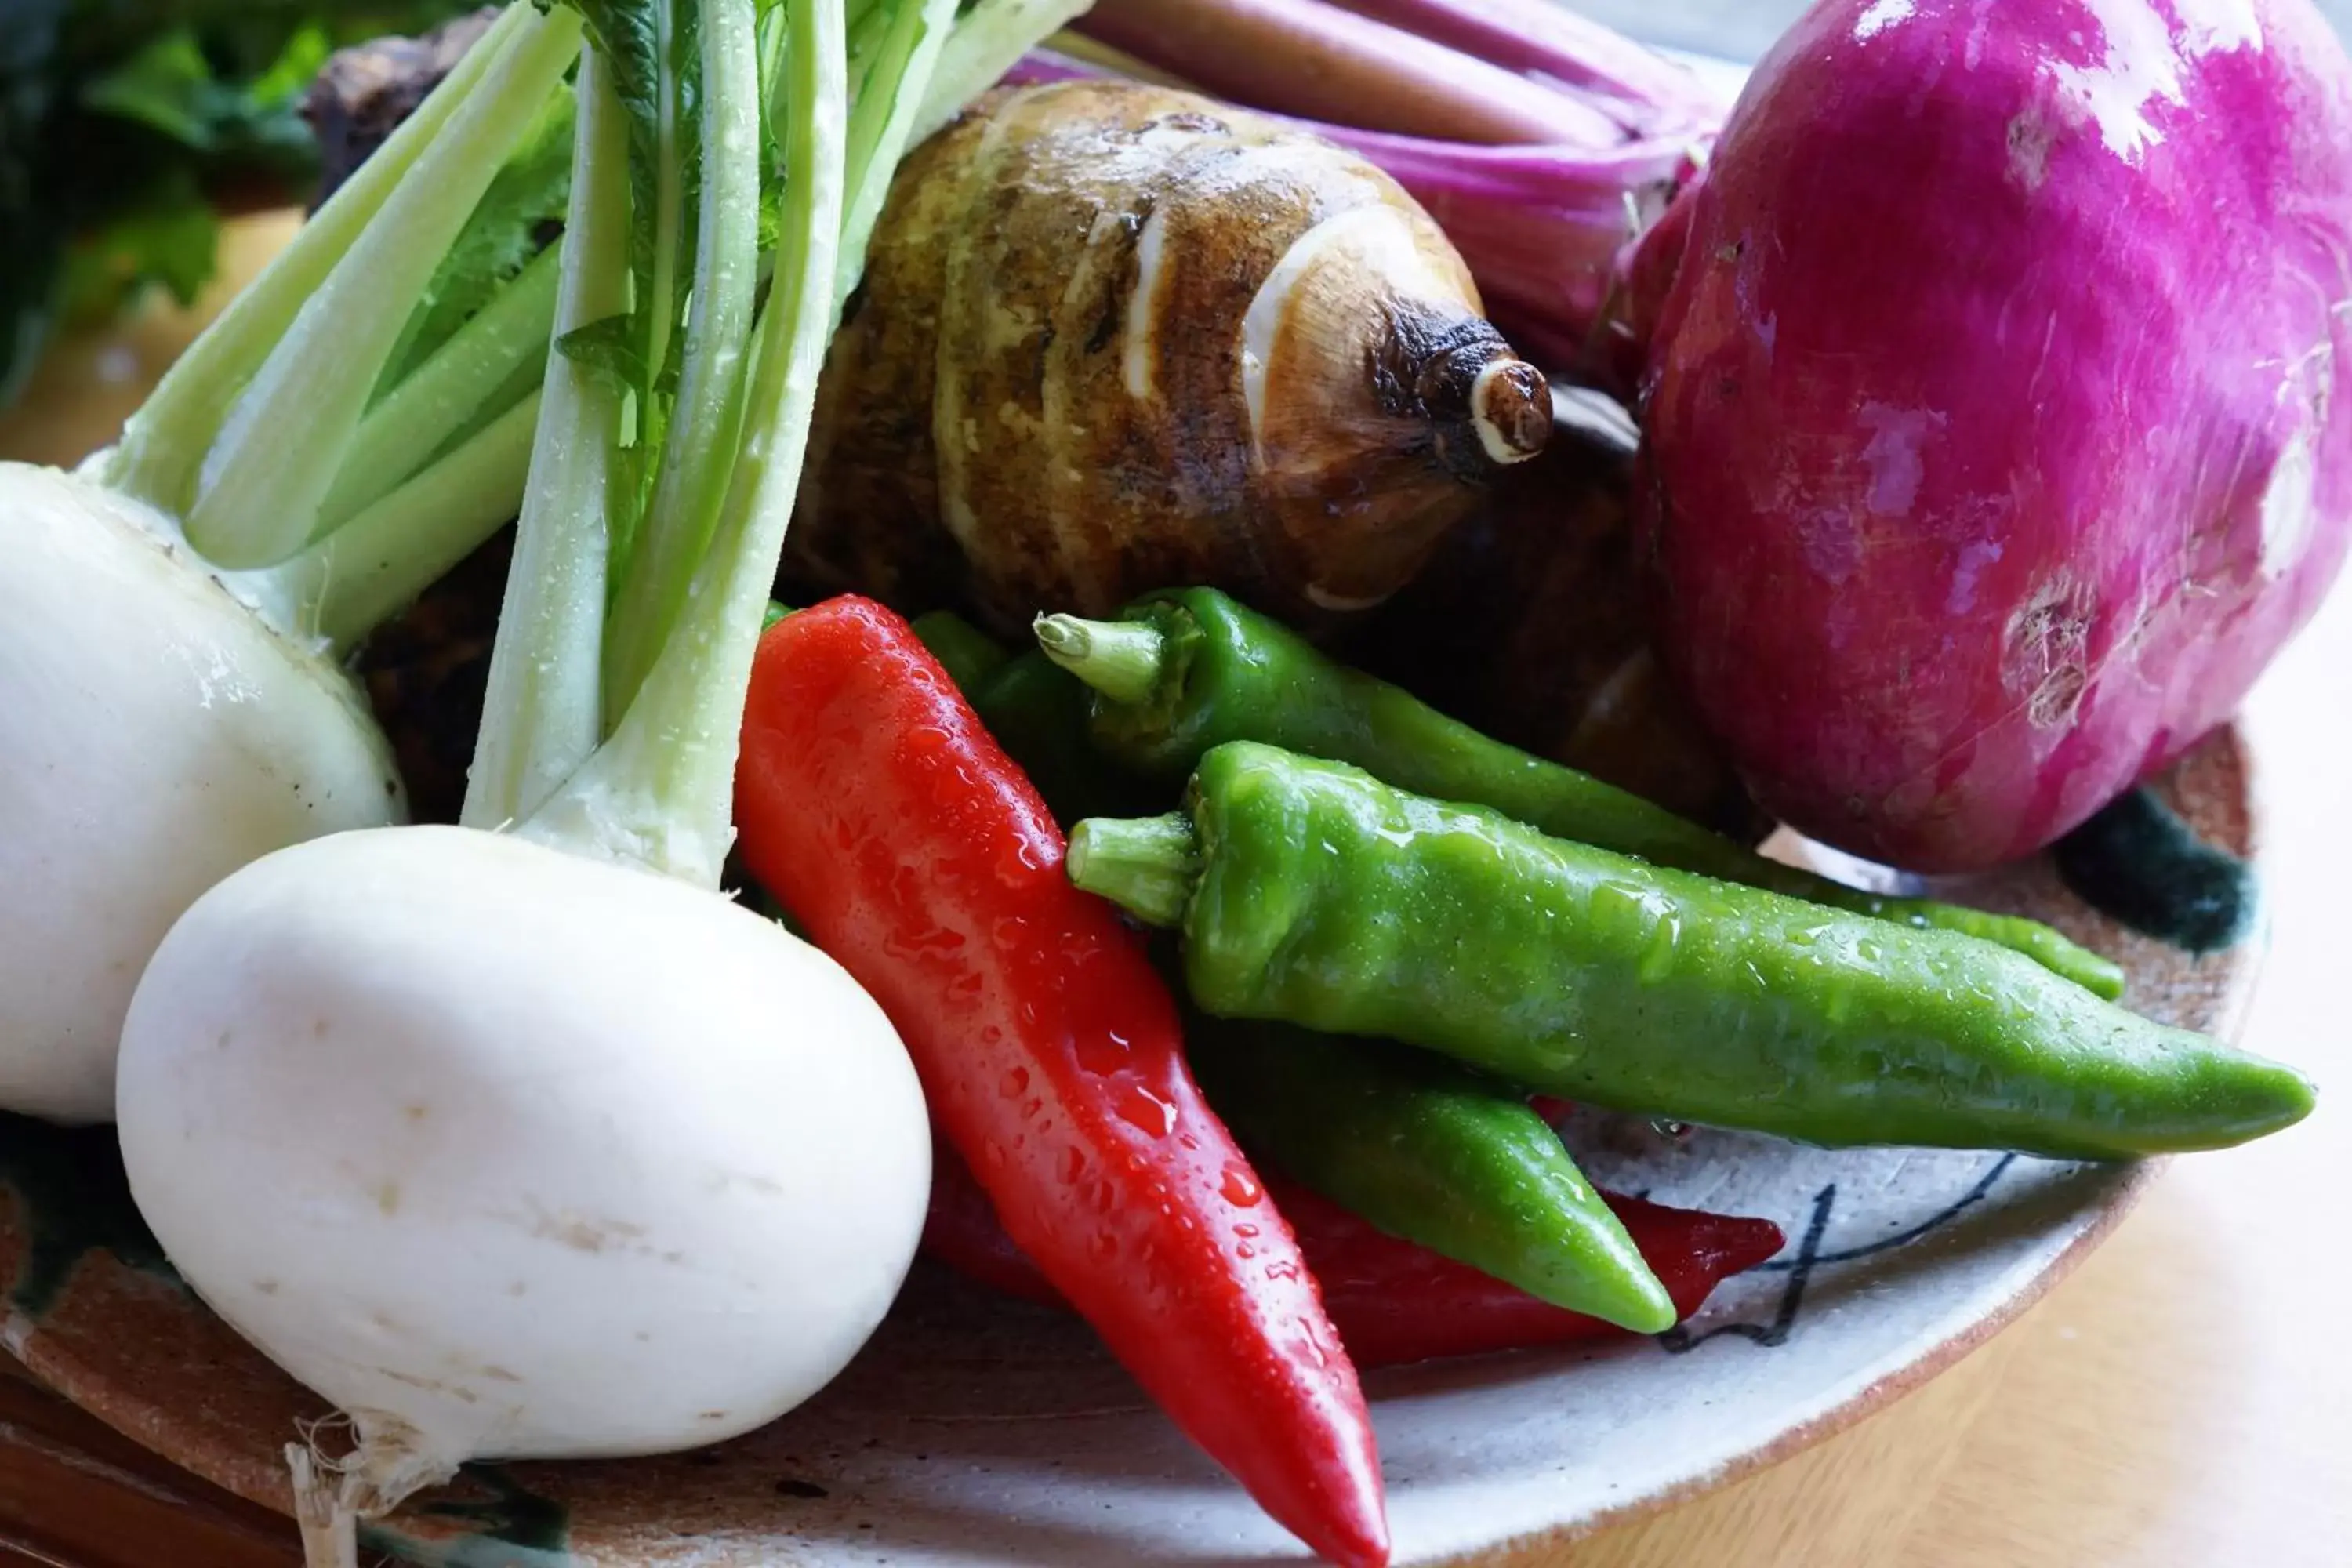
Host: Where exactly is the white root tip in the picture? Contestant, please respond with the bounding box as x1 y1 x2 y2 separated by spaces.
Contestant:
287 1443 359 1568
285 1413 460 1568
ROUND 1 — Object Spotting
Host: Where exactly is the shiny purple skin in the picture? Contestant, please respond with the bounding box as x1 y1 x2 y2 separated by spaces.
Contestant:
1635 0 2352 870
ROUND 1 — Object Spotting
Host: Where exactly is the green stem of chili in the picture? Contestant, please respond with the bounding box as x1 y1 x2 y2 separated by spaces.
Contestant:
1035 613 1170 706
1068 814 1200 929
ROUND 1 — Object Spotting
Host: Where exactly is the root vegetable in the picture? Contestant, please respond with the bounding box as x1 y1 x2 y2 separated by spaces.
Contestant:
0 3 583 1124
0 471 400 1122
117 824 925 1488
789 78 1552 632
1634 0 2352 869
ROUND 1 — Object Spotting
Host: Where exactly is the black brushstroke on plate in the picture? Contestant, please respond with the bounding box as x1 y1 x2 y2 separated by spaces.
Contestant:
1657 1153 2021 1352
367 1465 573 1567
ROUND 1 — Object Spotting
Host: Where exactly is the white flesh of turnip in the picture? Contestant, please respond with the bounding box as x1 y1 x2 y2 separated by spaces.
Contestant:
0 468 400 1122
116 827 930 1527
0 2 580 1126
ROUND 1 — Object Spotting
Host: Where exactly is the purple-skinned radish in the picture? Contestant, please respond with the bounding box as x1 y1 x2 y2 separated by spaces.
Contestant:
1633 0 2352 869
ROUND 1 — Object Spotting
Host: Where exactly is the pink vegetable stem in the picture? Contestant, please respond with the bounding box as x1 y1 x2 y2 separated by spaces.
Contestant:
1076 0 1621 145
1321 0 1725 140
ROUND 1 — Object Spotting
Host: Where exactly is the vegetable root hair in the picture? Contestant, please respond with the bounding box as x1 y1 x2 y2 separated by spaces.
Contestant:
285 1411 456 1568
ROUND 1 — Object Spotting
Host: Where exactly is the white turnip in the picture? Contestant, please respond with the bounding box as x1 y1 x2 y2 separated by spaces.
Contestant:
0 3 583 1122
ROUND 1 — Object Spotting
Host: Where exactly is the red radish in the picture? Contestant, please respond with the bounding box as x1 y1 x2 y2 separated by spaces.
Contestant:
1632 0 2352 869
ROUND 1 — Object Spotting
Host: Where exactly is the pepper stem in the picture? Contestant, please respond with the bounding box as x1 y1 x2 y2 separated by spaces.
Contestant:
1066 813 1200 927
1034 614 1170 705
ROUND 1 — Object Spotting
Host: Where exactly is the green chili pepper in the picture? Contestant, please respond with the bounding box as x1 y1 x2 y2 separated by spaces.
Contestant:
911 608 1014 693
1191 1027 1674 1332
1067 742 2316 1161
924 610 1673 1324
968 652 1167 828
1034 588 2125 1002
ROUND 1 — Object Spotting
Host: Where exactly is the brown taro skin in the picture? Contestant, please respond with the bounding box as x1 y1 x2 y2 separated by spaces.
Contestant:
791 80 1550 635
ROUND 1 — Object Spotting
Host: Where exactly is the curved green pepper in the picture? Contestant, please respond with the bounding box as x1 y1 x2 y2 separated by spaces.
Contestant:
1191 1026 1674 1333
1068 743 2316 1161
1034 588 2125 1001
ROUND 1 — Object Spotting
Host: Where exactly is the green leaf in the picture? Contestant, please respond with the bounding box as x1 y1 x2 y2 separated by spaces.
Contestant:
77 32 221 149
1 4 475 406
379 85 576 390
59 168 223 323
556 310 653 392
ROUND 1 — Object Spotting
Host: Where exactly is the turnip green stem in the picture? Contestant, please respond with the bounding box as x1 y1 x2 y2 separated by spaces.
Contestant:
646 0 688 400
252 389 545 655
314 242 564 535
523 0 850 885
838 0 958 314
103 2 540 520
464 53 637 833
914 0 1100 143
1033 614 1170 705
600 0 769 729
1065 814 1200 928
184 7 585 571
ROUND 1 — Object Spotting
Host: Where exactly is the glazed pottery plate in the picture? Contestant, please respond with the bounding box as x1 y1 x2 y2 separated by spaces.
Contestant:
0 727 2263 1566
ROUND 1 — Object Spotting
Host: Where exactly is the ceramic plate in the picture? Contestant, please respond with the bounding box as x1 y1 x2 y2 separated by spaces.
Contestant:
0 726 2262 1566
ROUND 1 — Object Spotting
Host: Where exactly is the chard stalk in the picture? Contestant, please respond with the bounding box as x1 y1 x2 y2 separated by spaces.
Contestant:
253 390 548 655
103 1 541 519
913 0 1101 143
314 243 566 535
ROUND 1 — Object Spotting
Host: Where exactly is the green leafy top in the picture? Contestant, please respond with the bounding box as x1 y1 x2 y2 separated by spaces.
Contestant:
1 2 473 406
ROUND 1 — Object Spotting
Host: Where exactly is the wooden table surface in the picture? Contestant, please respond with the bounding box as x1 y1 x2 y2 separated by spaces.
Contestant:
2 218 2346 1568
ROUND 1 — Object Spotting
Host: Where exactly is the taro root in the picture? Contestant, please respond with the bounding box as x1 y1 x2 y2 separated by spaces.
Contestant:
789 79 1551 633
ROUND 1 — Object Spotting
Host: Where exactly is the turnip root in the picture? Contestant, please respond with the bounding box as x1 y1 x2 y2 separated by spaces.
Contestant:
118 828 927 1541
789 78 1552 632
0 471 400 1122
1635 0 2352 869
0 5 584 1123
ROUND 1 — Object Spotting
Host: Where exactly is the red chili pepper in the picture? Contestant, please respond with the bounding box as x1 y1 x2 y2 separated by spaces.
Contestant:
1527 1095 1580 1124
924 1142 1785 1367
737 598 1388 1568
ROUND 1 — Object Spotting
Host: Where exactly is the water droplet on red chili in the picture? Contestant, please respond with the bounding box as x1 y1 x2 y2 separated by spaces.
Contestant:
1219 1167 1262 1207
1113 1084 1177 1138
997 1066 1029 1099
